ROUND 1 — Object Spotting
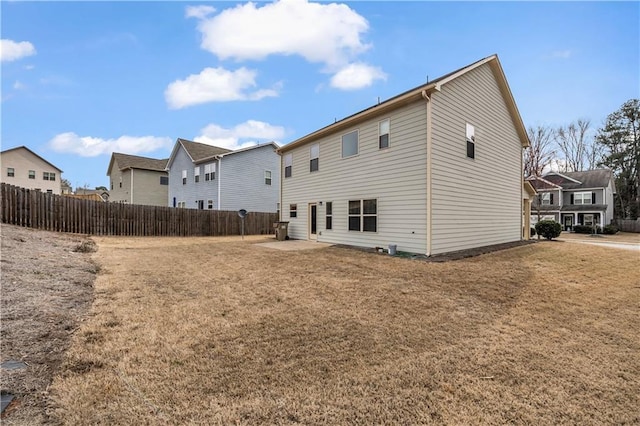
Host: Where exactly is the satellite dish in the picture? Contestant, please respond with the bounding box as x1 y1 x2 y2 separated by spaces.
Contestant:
238 209 247 218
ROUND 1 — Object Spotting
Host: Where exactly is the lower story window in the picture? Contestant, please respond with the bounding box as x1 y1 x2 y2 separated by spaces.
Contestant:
177 201 186 208
348 199 377 232
290 204 297 218
207 200 214 209
325 201 333 230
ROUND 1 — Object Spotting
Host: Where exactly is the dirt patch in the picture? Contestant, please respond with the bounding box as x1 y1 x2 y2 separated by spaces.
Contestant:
0 224 97 425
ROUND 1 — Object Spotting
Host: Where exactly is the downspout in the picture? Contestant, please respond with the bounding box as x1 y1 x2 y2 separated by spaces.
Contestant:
422 90 433 256
217 157 222 210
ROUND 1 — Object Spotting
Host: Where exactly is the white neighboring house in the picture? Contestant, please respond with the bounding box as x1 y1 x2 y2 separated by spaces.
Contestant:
0 146 63 194
278 54 530 255
166 139 280 213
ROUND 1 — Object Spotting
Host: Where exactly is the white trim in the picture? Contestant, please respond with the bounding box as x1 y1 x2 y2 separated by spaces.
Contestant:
217 157 222 210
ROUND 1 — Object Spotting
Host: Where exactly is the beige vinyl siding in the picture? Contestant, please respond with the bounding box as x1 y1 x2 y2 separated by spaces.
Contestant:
131 169 168 206
430 63 522 254
109 167 132 204
281 101 428 253
0 149 62 194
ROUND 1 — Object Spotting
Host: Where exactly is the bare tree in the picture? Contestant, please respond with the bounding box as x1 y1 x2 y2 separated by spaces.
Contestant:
554 119 602 172
524 125 555 177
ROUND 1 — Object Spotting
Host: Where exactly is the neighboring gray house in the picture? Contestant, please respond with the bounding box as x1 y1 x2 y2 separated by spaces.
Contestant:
107 153 169 206
166 139 280 213
527 169 616 231
0 146 63 194
278 54 530 255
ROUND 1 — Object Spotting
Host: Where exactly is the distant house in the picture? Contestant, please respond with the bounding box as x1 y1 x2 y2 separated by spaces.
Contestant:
0 146 63 194
527 169 616 231
278 54 530 255
107 153 168 206
166 138 280 212
73 187 109 202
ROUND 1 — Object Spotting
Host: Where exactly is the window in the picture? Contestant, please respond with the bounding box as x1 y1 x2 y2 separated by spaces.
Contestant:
348 199 377 232
46 190 53 194
265 170 272 185
342 130 359 158
177 201 186 208
379 119 390 149
194 166 200 183
466 123 475 159
573 192 593 205
43 172 55 181
289 204 297 218
182 170 187 185
207 200 214 209
310 144 319 172
284 154 292 178
196 200 204 210
584 214 594 227
7 168 14 177
111 182 114 190
204 163 216 181
160 176 169 185
119 182 122 188
541 193 553 205
325 201 333 230
28 170 36 179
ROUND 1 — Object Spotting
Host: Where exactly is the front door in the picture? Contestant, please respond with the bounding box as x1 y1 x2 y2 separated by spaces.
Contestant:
309 203 317 240
564 215 573 231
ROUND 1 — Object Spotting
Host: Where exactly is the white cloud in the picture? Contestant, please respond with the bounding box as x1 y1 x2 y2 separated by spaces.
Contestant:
194 120 285 150
185 5 216 19
13 81 27 90
192 0 370 69
1 39 36 62
165 66 279 109
330 63 387 90
49 132 172 157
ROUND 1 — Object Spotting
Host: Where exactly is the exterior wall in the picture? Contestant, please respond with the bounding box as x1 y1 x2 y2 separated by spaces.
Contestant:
108 162 132 203
168 147 219 209
562 188 604 205
605 180 615 224
219 145 280 213
281 101 429 254
130 169 168 206
1 149 61 194
430 63 523 254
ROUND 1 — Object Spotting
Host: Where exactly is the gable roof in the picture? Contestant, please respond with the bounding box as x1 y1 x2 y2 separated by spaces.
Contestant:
526 175 564 191
543 169 615 192
278 54 529 154
167 138 233 167
0 145 63 173
217 142 280 158
107 152 168 176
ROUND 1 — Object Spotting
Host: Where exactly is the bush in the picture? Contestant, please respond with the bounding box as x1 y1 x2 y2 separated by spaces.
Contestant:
602 224 618 235
574 225 602 234
535 220 562 240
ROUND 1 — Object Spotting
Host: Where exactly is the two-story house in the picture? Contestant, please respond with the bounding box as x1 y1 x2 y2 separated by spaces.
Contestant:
166 139 280 212
0 146 63 194
107 153 169 206
278 54 530 256
527 169 615 231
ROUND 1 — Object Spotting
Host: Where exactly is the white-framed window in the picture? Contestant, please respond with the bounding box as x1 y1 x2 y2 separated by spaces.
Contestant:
46 189 53 194
177 201 186 208
348 199 377 232
207 200 214 209
379 119 390 149
583 214 595 226
43 172 55 181
342 130 359 158
204 163 216 181
574 192 592 205
28 170 35 179
290 204 297 218
7 168 14 177
181 170 187 185
265 170 272 185
284 154 292 178
325 201 333 230
194 166 200 183
541 192 553 205
466 123 475 159
160 176 169 185
310 144 319 172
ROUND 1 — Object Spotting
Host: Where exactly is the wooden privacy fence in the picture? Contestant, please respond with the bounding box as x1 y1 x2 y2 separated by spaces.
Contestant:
1 183 278 237
615 219 640 233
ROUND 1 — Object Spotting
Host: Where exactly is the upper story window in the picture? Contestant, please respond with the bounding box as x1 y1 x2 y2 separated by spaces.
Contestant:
160 176 169 185
43 172 56 181
7 168 15 177
204 163 216 181
379 119 390 149
573 192 593 205
541 192 553 205
182 170 187 185
289 204 297 218
28 170 36 179
265 170 272 185
466 123 475 159
194 166 200 183
284 154 292 178
310 144 319 172
342 130 359 158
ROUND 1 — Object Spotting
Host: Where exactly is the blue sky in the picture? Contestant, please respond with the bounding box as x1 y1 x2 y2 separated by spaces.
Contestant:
2 1 638 189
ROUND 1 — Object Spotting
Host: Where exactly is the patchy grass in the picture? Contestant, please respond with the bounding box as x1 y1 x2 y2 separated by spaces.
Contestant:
49 236 639 425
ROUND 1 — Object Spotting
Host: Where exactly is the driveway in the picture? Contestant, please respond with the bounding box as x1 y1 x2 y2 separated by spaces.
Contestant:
558 233 640 252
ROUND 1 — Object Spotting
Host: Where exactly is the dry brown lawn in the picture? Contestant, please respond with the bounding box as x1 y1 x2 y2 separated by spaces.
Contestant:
48 235 639 425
